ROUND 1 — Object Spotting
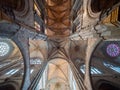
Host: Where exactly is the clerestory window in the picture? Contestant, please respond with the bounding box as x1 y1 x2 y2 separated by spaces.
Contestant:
103 62 120 73
80 65 102 74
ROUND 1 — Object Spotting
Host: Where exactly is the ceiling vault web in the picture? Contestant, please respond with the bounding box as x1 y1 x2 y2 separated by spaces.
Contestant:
1 0 120 90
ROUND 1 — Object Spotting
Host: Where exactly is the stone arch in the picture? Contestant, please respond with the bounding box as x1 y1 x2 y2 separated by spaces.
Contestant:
86 38 120 90
0 21 30 90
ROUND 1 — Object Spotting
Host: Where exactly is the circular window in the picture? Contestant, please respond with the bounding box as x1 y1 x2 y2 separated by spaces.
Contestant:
106 44 120 57
0 42 10 56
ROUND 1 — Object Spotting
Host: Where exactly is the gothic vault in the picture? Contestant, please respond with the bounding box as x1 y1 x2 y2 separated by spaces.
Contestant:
0 0 120 90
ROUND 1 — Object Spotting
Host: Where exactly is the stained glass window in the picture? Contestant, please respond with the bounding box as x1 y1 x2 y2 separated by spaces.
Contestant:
30 69 34 74
0 42 10 56
80 65 102 74
106 43 120 57
5 69 19 77
35 21 40 31
30 58 42 64
103 62 120 73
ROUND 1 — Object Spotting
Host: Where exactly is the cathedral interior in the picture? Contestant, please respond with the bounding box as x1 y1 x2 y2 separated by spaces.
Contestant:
0 0 120 90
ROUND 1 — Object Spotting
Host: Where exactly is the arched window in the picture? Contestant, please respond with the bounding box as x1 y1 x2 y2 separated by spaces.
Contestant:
30 58 42 65
5 69 20 77
103 62 120 73
80 65 102 74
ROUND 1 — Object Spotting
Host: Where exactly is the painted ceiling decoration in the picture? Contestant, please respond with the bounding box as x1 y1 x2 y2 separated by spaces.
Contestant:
45 0 71 36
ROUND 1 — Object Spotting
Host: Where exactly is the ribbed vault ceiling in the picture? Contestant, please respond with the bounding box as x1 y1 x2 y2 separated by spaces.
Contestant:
45 0 71 36
46 59 70 90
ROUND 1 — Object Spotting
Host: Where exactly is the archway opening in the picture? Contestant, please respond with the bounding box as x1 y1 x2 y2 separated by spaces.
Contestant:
0 37 24 90
90 40 120 90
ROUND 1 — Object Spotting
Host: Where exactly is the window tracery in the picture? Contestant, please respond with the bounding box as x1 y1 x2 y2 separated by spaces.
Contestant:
0 42 10 57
